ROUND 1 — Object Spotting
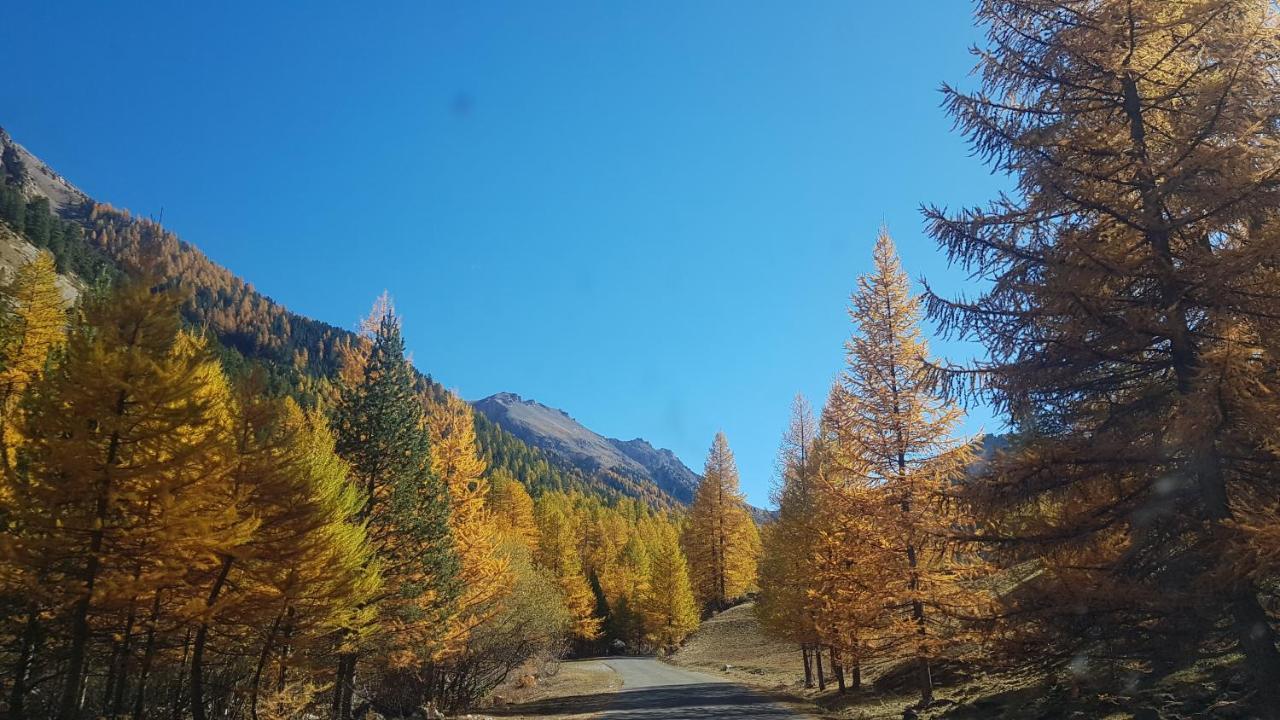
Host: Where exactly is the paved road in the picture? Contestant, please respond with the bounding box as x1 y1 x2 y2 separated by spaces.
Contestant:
496 657 809 719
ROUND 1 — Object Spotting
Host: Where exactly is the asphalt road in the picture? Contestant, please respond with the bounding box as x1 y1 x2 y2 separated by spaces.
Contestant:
496 657 808 719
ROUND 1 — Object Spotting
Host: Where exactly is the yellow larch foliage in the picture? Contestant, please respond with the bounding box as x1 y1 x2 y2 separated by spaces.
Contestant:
424 390 512 655
0 251 66 478
756 395 823 655
682 431 760 611
210 383 380 717
821 230 988 706
640 523 699 650
488 468 539 552
535 496 602 642
924 3 1280 704
807 405 892 689
13 278 253 720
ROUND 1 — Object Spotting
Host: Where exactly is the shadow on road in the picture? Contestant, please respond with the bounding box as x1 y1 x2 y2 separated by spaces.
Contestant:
491 681 797 719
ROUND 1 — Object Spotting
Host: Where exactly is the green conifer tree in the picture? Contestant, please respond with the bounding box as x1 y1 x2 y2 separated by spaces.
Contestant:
331 306 459 719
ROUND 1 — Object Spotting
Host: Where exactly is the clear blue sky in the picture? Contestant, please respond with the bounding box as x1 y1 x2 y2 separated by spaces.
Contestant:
3 1 1004 507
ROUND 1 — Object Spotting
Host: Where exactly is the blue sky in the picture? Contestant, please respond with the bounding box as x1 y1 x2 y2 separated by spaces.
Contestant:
3 1 1004 507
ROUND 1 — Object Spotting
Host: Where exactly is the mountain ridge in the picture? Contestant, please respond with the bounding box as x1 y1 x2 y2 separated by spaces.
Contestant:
472 391 702 506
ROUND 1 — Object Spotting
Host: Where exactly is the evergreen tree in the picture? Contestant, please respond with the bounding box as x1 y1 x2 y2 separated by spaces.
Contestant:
923 1 1280 710
682 432 760 612
331 304 459 719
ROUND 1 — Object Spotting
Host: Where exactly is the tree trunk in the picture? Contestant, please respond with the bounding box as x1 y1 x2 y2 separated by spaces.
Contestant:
170 629 192 720
333 652 358 720
814 645 825 691
103 638 122 717
832 647 846 694
250 609 285 720
191 554 234 720
109 596 140 716
340 653 358 720
801 645 813 688
57 493 111 720
850 657 861 690
917 656 934 707
330 654 347 719
7 606 42 720
277 607 295 693
58 390 128 720
131 590 164 720
1117 69 1280 720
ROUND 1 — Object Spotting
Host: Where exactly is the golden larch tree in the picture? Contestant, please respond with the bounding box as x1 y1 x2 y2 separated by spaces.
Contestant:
0 251 65 478
758 394 844 688
488 469 539 552
640 523 699 650
683 432 760 612
0 252 67 718
923 1 1280 711
424 390 512 656
824 230 984 706
15 279 250 720
807 414 886 692
535 495 602 643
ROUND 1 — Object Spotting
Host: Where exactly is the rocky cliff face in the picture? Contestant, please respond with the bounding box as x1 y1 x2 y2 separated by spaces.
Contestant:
607 437 700 504
0 224 81 303
0 127 89 215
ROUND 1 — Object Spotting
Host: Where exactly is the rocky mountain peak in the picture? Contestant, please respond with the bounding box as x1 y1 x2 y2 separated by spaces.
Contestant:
473 392 702 505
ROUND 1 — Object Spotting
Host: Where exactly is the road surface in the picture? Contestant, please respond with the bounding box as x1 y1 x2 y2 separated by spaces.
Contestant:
495 657 809 719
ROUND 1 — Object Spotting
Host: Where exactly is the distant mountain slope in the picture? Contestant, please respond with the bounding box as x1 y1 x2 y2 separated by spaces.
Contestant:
473 392 702 505
608 437 701 504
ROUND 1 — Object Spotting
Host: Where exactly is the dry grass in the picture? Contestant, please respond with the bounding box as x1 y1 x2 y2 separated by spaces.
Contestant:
484 658 621 718
668 602 806 685
666 602 1261 719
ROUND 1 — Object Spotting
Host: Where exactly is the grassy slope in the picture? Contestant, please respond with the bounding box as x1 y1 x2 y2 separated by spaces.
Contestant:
666 602 1256 720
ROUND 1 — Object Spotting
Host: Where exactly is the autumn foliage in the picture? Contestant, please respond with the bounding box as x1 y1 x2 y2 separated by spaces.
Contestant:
0 271 701 720
683 432 761 612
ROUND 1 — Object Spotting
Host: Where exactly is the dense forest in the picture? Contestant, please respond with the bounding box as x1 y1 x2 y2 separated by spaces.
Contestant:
0 248 714 719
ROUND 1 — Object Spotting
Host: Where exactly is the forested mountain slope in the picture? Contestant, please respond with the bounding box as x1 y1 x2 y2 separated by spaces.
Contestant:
0 125 688 507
